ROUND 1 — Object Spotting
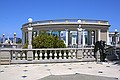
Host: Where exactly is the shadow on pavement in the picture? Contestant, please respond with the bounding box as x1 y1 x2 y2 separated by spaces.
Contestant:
112 60 120 65
39 73 118 80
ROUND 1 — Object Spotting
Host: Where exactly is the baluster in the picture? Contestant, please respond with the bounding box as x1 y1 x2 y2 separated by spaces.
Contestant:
12 51 16 60
82 50 85 58
49 50 52 60
59 50 62 59
87 50 91 58
22 51 26 60
54 50 57 59
64 50 67 59
68 50 71 59
84 49 87 58
44 50 47 60
72 50 76 59
90 49 94 58
40 50 42 60
35 50 38 60
17 51 21 60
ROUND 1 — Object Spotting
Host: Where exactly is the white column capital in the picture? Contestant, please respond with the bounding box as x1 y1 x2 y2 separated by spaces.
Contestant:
28 27 33 31
65 29 68 31
77 27 82 32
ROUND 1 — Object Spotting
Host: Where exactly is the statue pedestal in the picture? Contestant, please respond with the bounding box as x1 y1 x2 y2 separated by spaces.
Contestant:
77 49 83 59
27 45 33 61
27 50 33 61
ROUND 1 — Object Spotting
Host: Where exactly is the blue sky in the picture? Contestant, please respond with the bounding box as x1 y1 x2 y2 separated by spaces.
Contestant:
0 0 120 38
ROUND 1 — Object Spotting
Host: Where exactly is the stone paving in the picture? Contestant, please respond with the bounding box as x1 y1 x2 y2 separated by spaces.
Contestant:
0 61 120 80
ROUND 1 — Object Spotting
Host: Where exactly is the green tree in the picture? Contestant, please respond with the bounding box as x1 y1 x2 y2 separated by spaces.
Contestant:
32 32 66 48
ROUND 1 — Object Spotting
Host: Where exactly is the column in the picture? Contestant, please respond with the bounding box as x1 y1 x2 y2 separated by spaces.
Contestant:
25 31 28 44
37 30 39 36
88 30 92 45
68 31 71 46
22 31 25 45
65 29 68 47
107 30 110 45
82 29 85 46
28 27 33 49
98 29 101 41
94 30 97 43
109 36 112 45
58 31 61 40
91 31 94 46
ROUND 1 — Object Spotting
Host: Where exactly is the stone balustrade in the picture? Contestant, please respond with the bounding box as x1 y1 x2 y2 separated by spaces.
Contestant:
0 48 95 64
22 19 109 27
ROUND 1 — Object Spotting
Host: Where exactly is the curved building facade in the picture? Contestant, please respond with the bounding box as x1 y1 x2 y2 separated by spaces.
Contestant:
21 19 110 47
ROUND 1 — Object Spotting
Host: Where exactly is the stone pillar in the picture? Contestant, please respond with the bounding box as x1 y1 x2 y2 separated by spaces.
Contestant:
91 31 94 46
106 30 110 45
25 31 28 44
37 30 39 36
27 18 33 61
49 28 52 36
109 36 112 45
65 29 68 47
98 29 101 41
94 30 97 43
77 26 82 48
22 31 25 45
88 30 92 45
82 29 85 46
68 31 71 46
58 31 61 40
28 27 33 49
77 24 83 59
115 29 118 46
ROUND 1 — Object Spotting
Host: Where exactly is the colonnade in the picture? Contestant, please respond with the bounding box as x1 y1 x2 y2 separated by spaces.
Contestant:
22 28 103 48
22 18 111 48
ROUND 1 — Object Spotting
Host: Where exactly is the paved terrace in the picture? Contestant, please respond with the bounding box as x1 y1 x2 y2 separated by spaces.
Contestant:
0 61 120 80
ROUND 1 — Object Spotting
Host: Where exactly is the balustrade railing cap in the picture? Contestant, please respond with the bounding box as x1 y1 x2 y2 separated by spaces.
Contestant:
22 19 109 28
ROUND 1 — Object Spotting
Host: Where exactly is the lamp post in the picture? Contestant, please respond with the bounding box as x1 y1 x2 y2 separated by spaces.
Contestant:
91 31 94 46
